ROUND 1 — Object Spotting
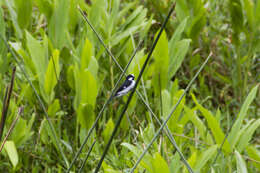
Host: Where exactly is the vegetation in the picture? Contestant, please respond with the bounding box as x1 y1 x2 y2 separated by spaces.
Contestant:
0 0 259 172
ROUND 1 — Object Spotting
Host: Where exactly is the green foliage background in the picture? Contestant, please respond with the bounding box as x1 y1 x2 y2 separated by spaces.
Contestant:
0 0 259 172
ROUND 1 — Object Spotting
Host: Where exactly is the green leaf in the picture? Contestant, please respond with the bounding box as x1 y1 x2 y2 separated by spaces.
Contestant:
44 49 60 101
0 8 6 55
194 145 218 172
184 106 207 140
48 99 61 117
162 89 171 117
242 0 254 29
66 65 75 89
169 39 191 78
89 0 105 28
80 69 98 106
49 0 70 49
4 0 22 39
111 25 142 47
153 30 169 90
11 117 33 147
246 145 260 170
121 143 153 172
77 104 94 129
26 31 48 86
35 0 53 21
102 118 114 144
235 150 248 173
169 153 181 173
192 94 231 153
228 85 259 149
14 0 32 29
81 38 93 70
237 119 260 152
4 141 19 168
167 90 186 133
0 8 5 38
152 153 170 173
169 17 188 55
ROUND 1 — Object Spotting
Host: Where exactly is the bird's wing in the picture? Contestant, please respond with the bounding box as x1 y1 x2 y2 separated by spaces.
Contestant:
116 80 132 93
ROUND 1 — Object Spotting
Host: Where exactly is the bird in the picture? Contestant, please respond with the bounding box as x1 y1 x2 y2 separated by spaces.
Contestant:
113 74 135 98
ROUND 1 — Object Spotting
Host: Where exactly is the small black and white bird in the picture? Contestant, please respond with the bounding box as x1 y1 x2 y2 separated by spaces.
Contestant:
113 74 135 98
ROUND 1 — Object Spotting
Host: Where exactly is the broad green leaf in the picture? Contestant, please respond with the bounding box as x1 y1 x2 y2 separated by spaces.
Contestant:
162 89 171 117
106 0 119 36
246 145 260 170
153 153 170 173
49 0 69 49
88 55 99 79
194 145 218 172
187 150 197 168
77 104 94 129
229 0 244 44
192 94 231 153
121 143 153 172
11 117 33 147
169 39 191 78
121 143 141 156
26 31 48 86
66 65 75 89
0 8 6 62
4 0 22 38
81 38 93 70
168 90 185 133
235 150 248 173
4 141 19 168
0 8 5 37
103 162 121 173
242 0 254 29
44 49 60 101
187 2 206 40
80 38 98 78
175 0 189 21
184 106 206 140
169 153 181 173
80 69 98 106
14 0 32 29
120 6 143 30
89 0 105 28
111 25 143 47
35 0 53 21
169 17 188 55
228 85 258 149
102 118 114 144
237 119 260 152
39 119 48 144
48 99 61 117
153 30 169 90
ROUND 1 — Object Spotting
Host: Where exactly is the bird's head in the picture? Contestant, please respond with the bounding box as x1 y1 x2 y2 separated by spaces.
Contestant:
126 74 135 81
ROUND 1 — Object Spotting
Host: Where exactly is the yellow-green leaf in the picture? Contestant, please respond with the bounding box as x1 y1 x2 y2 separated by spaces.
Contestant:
4 141 19 168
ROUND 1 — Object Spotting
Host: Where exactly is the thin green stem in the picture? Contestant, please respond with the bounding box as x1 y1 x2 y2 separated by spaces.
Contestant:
78 140 96 173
